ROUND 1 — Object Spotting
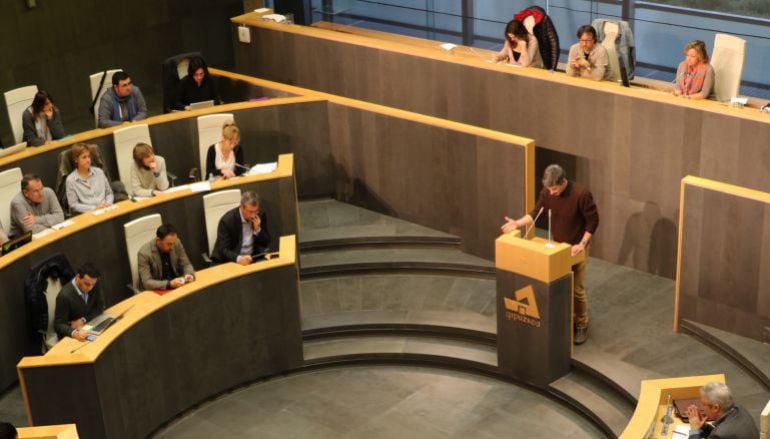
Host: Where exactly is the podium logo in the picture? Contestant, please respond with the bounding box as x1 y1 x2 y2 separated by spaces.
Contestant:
504 285 541 328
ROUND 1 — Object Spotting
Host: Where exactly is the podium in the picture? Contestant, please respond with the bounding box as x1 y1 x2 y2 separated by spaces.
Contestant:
495 230 585 386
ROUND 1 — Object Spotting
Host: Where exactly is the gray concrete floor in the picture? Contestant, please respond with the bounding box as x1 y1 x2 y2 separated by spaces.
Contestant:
152 366 603 438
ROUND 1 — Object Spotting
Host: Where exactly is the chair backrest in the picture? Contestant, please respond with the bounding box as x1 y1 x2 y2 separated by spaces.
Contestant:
89 69 122 127
0 167 22 232
203 189 241 255
43 277 63 351
600 21 621 82
711 33 746 102
123 213 162 290
197 113 234 179
113 124 152 193
761 398 770 439
522 16 535 34
4 85 38 144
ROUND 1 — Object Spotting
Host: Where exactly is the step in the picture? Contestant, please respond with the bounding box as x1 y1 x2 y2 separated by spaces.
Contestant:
299 248 494 277
550 369 637 437
303 335 498 367
300 274 496 333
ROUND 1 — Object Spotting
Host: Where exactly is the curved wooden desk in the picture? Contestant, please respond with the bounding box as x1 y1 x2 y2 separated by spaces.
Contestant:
18 235 302 439
17 424 79 439
0 154 298 392
620 374 724 438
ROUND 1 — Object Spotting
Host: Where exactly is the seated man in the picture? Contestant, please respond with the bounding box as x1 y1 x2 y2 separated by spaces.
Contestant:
686 382 758 438
212 191 270 265
98 71 148 128
10 173 65 236
54 262 105 342
566 25 610 81
137 223 194 291
130 142 169 197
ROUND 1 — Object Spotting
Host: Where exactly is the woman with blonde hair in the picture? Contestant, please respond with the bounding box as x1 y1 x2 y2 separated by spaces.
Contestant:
205 120 244 180
673 40 714 100
130 142 169 197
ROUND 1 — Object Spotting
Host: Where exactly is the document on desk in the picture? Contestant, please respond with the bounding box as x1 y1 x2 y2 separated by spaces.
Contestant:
189 181 212 193
32 228 56 240
247 162 278 175
672 425 690 437
163 184 191 194
91 205 120 216
51 219 75 230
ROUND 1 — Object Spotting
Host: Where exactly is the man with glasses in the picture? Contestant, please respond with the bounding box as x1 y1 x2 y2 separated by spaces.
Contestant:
566 25 610 81
98 71 148 128
212 191 271 265
10 173 64 236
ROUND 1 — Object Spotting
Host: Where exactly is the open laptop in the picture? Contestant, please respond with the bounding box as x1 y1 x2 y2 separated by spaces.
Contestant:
84 305 134 335
189 100 215 110
0 232 32 256
0 141 27 159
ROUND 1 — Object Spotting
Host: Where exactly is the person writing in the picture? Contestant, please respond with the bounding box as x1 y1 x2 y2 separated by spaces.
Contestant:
566 25 610 81
136 224 195 291
65 143 114 213
212 191 270 265
205 120 245 180
501 164 599 344
54 262 105 342
673 40 714 100
130 142 169 197
495 19 543 68
22 90 66 146
10 174 64 236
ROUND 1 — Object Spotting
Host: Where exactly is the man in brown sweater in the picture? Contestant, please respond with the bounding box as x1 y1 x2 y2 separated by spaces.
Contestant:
501 164 599 344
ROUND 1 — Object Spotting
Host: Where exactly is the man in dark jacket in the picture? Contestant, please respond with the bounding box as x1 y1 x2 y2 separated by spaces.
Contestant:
686 382 759 438
54 262 105 341
212 191 270 265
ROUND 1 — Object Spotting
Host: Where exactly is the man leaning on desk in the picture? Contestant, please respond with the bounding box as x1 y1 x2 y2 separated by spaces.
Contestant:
687 382 758 438
137 223 194 291
54 262 105 342
10 173 64 236
212 191 270 265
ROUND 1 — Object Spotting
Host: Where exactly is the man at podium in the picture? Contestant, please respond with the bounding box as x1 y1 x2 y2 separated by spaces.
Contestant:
501 164 599 344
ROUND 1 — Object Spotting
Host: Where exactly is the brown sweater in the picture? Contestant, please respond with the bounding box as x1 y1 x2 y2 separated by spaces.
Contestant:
529 181 599 245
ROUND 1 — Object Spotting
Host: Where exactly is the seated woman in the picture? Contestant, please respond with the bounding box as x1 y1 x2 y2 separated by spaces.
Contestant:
673 40 714 100
22 91 66 146
65 143 113 213
205 120 245 180
175 57 221 111
495 19 544 68
130 142 169 197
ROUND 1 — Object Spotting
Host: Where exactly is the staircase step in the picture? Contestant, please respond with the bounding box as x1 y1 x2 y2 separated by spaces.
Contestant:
301 274 496 333
303 335 498 366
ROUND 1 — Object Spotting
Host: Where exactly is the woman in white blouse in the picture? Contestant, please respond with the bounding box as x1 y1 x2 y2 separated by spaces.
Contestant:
205 120 244 180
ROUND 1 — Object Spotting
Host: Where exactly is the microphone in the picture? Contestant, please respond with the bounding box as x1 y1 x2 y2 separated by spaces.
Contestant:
524 207 544 239
545 209 556 248
234 162 251 172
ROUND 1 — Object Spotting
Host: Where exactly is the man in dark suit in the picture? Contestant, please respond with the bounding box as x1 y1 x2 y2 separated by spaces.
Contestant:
54 262 105 341
687 382 759 438
137 223 195 291
212 191 270 265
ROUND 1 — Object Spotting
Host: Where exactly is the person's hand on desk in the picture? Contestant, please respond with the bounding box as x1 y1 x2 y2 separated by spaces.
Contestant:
184 274 194 283
686 404 706 430
72 330 89 342
501 216 518 233
96 201 112 209
221 169 236 179
571 243 586 256
236 255 253 265
169 278 186 289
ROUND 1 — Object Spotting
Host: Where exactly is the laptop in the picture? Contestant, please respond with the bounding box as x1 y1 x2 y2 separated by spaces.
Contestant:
0 141 27 159
84 305 134 335
0 232 32 256
189 100 215 110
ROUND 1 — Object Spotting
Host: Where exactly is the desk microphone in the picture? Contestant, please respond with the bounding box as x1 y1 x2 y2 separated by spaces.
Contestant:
524 207 544 239
234 162 251 172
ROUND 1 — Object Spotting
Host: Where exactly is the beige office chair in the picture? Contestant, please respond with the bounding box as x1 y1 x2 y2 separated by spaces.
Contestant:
89 69 122 127
113 124 152 195
761 398 769 439
710 33 746 102
123 213 162 293
42 277 63 351
202 189 241 263
197 113 234 180
0 167 23 234
4 85 38 144
600 21 621 82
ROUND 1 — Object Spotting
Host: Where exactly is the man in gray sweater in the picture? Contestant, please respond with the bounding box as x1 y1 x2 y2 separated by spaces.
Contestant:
10 173 64 236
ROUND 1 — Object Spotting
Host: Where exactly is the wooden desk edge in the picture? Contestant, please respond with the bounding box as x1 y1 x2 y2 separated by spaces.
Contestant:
619 374 725 439
17 424 79 439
